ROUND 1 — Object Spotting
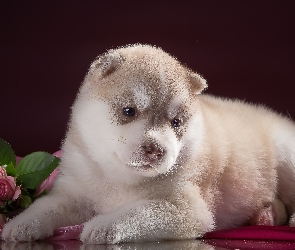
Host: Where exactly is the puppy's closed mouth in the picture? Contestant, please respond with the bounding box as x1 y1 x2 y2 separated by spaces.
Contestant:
128 163 156 171
140 164 154 171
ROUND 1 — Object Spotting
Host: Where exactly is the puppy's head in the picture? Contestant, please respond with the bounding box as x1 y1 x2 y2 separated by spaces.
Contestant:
71 44 207 182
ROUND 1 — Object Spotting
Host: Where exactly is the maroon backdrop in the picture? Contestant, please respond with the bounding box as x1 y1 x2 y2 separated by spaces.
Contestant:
1 1 295 156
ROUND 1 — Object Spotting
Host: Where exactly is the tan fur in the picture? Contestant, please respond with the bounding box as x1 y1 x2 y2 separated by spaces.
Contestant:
2 44 295 244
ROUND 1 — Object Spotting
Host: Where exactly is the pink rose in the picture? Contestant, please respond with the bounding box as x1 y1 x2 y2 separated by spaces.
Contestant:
0 167 21 206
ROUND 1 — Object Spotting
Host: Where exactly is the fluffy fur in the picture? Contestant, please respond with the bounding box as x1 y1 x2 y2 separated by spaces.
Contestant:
2 44 295 244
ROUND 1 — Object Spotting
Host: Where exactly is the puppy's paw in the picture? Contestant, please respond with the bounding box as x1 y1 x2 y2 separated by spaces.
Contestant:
80 218 118 244
2 217 54 242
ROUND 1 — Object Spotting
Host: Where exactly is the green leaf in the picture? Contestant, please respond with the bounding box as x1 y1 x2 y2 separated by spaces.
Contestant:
16 152 60 189
0 138 16 167
20 188 36 197
18 195 32 208
4 163 17 176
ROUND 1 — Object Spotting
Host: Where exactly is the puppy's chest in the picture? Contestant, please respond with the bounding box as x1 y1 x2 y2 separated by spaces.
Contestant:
87 179 178 213
87 181 146 213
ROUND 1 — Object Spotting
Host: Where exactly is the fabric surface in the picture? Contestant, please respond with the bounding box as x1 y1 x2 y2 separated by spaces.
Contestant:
44 225 295 249
1 225 295 249
43 225 295 241
203 225 295 241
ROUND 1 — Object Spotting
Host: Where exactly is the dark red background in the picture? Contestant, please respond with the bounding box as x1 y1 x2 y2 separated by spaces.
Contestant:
1 1 295 156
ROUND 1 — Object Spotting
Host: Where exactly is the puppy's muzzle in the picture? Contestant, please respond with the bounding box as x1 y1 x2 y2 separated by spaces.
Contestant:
142 143 165 162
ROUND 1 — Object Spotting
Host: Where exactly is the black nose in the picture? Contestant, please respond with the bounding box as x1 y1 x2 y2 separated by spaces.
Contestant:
142 143 165 161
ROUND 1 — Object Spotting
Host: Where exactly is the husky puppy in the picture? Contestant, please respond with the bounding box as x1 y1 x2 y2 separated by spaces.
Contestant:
2 44 295 244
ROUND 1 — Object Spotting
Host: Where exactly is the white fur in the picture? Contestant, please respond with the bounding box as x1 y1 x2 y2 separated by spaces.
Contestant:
73 98 147 183
133 84 150 112
3 44 295 244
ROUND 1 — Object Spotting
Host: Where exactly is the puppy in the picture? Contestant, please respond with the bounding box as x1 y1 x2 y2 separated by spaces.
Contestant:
2 44 295 244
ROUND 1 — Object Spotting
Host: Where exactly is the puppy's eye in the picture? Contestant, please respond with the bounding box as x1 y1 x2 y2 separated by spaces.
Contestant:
171 118 181 128
123 107 136 116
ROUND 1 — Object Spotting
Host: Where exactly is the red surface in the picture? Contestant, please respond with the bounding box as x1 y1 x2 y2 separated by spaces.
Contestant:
203 226 295 250
203 225 295 241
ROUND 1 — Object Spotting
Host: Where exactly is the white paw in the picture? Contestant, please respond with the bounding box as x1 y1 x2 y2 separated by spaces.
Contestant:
80 217 118 244
2 217 54 242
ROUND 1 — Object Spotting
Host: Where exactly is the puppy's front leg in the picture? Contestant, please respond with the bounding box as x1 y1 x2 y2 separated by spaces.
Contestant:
2 194 92 242
81 199 214 244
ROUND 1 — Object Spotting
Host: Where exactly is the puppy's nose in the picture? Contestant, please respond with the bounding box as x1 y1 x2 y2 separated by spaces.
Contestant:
142 143 164 161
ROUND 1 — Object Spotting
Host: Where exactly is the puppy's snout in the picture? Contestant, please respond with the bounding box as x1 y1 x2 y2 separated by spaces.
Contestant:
142 143 165 161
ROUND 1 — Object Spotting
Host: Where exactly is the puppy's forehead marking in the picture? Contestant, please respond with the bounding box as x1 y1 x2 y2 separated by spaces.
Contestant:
133 84 150 111
168 98 181 119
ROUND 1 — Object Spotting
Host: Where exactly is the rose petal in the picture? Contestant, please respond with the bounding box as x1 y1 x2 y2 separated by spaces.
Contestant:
53 150 63 158
12 185 21 200
0 178 16 201
6 176 16 190
0 168 7 178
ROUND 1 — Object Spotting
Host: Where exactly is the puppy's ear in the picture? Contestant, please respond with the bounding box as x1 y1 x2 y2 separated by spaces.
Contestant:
89 50 124 78
80 51 124 95
189 72 208 94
